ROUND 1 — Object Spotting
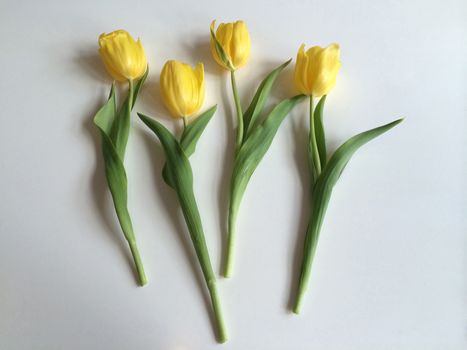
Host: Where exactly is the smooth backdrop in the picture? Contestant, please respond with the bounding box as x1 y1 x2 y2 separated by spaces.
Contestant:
1 0 466 349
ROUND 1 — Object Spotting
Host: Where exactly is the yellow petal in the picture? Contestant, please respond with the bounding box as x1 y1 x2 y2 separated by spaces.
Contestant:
293 43 341 97
98 29 147 82
209 19 250 71
160 60 205 119
231 21 251 69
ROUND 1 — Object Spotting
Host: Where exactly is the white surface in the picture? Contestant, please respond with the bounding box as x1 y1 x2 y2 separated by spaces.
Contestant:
1 0 466 349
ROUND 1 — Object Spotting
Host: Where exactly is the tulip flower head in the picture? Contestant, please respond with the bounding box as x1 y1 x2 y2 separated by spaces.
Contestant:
98 30 147 82
294 43 341 97
210 20 251 71
160 60 205 119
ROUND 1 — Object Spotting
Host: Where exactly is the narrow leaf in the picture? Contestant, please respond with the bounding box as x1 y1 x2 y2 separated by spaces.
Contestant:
138 113 227 341
225 95 305 276
180 105 217 157
160 105 217 187
131 66 149 109
294 118 403 313
93 84 117 136
314 95 327 169
210 28 233 70
93 83 147 285
110 69 148 159
243 59 291 136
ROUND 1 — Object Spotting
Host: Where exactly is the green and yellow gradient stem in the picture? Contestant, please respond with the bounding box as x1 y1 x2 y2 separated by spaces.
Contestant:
230 70 244 151
308 96 321 181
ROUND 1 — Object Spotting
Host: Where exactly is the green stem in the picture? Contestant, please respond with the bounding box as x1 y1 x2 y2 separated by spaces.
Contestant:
128 79 134 111
309 96 321 181
177 182 228 342
230 70 244 151
224 200 238 278
183 116 188 130
129 241 148 286
208 281 228 343
113 197 148 287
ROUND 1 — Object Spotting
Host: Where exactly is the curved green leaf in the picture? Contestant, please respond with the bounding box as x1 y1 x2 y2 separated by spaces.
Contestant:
210 27 234 71
293 118 403 313
138 113 227 342
93 85 147 285
108 69 148 159
93 84 117 135
314 95 327 169
224 94 306 277
131 66 149 109
180 105 217 157
243 59 291 137
161 105 216 187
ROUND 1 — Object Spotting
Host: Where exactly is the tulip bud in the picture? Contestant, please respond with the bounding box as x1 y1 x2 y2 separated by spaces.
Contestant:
210 20 251 71
160 60 205 119
294 43 341 97
98 30 147 82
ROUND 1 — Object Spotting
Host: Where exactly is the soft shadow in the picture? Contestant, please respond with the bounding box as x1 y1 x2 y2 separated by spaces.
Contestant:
138 128 217 338
137 74 171 121
183 37 223 75
270 60 297 100
82 96 137 283
286 112 312 311
74 49 108 83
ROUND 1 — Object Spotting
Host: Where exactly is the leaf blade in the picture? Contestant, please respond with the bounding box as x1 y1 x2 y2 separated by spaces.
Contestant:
138 113 227 341
314 95 327 169
226 95 305 275
180 105 217 157
294 117 403 312
243 59 291 137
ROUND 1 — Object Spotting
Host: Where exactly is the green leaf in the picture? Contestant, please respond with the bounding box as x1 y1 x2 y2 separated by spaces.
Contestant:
224 94 306 277
314 95 327 169
131 66 149 109
109 69 148 159
243 59 291 136
210 27 233 70
93 86 147 285
94 88 133 241
293 117 403 313
93 84 117 135
138 113 227 342
161 105 217 187
180 105 217 157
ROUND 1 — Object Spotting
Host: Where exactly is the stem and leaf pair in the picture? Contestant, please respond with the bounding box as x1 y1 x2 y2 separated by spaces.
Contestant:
293 95 403 313
224 60 306 277
93 69 149 286
138 106 228 343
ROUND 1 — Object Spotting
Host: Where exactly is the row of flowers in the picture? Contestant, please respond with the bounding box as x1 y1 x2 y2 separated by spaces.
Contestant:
92 20 402 343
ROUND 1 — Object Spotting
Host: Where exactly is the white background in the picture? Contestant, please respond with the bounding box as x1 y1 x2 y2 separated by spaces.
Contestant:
1 0 466 349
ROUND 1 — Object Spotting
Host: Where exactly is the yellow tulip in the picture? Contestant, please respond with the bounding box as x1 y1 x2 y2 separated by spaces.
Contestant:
210 20 251 71
294 43 341 97
98 30 147 82
160 60 205 119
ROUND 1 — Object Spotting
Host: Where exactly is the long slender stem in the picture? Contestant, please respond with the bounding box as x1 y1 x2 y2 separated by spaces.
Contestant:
128 78 134 111
224 199 238 278
177 181 228 342
309 96 321 181
129 241 148 286
230 70 243 151
208 281 228 343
